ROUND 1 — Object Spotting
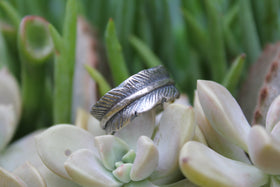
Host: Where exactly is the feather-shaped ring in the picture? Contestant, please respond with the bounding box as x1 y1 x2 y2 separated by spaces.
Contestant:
90 65 180 134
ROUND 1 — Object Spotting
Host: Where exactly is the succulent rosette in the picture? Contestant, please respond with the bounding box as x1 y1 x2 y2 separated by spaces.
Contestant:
35 101 199 187
179 80 280 187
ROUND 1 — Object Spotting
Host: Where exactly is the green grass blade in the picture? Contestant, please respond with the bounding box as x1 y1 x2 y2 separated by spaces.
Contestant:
129 35 161 68
84 65 111 96
223 54 245 93
54 0 78 123
238 0 261 63
205 0 227 82
105 19 129 85
0 1 20 28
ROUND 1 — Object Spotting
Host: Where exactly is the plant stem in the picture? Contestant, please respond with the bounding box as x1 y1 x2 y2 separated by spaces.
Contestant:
53 0 78 123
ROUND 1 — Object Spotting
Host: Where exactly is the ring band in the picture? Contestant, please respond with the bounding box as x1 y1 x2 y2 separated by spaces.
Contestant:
91 65 179 134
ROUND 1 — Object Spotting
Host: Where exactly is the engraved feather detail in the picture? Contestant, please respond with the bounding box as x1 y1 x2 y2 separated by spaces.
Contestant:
90 65 180 134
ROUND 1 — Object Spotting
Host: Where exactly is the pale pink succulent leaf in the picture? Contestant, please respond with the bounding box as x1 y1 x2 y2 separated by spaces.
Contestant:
123 180 159 187
194 92 251 163
266 95 280 132
36 125 97 179
179 141 268 187
115 111 155 150
13 162 46 187
197 80 250 152
113 163 132 183
64 149 122 187
271 122 280 142
130 136 158 181
94 135 130 171
0 167 27 187
248 125 280 175
150 104 195 185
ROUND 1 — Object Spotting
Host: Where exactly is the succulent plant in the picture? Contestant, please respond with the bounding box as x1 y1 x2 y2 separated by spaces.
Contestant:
0 68 21 151
179 80 280 187
35 102 199 187
239 42 280 125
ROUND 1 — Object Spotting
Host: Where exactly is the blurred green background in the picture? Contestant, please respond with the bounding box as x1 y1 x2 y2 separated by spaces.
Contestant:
0 0 279 138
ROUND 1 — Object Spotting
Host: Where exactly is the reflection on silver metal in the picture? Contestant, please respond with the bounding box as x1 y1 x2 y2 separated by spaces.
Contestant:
90 65 180 134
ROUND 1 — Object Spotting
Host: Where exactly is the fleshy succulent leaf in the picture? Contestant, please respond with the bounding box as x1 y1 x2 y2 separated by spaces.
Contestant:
161 179 198 187
0 68 21 122
13 162 46 187
115 111 155 150
179 141 268 187
0 167 27 187
36 125 97 179
194 92 251 163
248 125 280 175
123 180 159 187
266 95 280 132
122 150 136 163
113 163 132 183
130 136 158 181
197 80 250 152
192 126 207 145
271 122 280 142
0 105 16 151
64 149 122 187
94 135 130 171
151 104 195 185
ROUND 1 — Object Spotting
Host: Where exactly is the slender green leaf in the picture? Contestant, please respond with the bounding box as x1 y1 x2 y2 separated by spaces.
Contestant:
0 1 20 28
181 9 208 57
205 0 227 82
105 19 129 85
84 65 111 96
129 35 161 68
48 23 63 52
222 54 245 93
238 0 261 63
54 0 78 123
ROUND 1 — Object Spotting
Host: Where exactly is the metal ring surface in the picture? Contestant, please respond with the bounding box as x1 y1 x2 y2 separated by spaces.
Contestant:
90 65 179 134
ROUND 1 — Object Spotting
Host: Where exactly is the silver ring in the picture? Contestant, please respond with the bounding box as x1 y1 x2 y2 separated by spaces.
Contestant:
90 65 180 134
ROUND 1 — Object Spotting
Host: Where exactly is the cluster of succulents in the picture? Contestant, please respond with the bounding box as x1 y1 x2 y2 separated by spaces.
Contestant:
180 80 280 187
2 0 280 187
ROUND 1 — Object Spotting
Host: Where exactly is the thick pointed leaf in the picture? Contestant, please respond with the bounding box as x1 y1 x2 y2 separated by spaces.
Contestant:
266 95 280 132
13 162 46 187
36 124 97 179
0 167 27 187
271 122 280 142
0 105 16 150
91 65 179 134
192 126 207 145
248 125 280 174
94 135 130 171
0 130 80 187
113 163 132 183
194 92 250 163
179 141 268 187
123 180 159 187
161 179 198 187
65 149 122 187
151 104 195 185
115 111 155 150
130 136 158 181
197 80 250 152
0 68 21 120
